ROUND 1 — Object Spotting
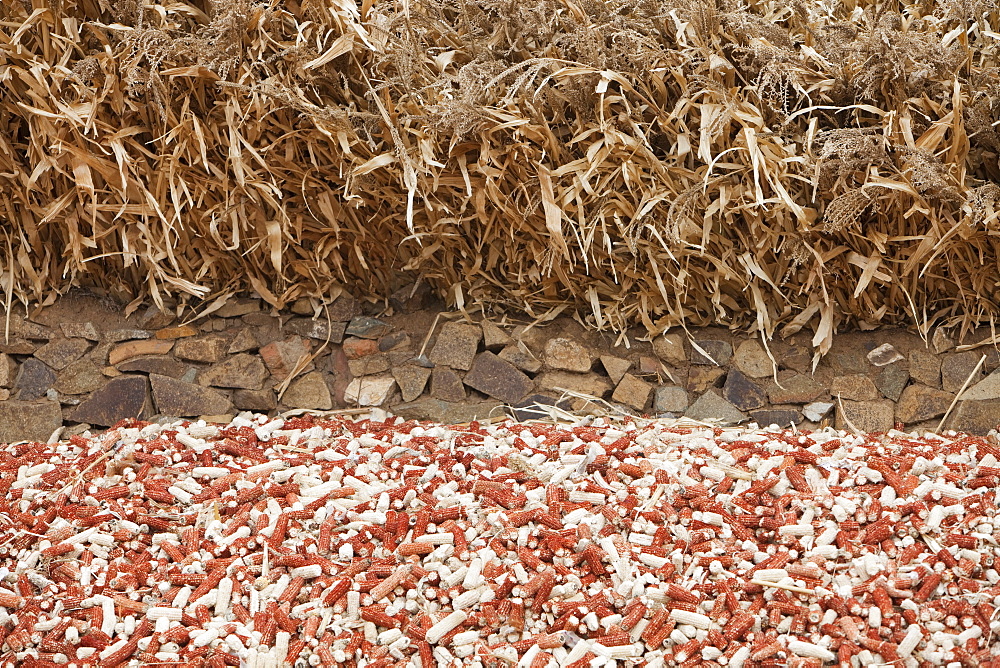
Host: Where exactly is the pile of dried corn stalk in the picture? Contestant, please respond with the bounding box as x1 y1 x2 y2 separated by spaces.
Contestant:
2 0 1000 356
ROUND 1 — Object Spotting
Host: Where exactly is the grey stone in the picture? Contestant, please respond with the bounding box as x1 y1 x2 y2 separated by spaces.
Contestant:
392 366 432 402
55 360 105 395
600 355 632 386
835 400 894 433
652 333 686 366
227 329 258 354
932 327 955 353
946 399 1000 435
896 384 954 424
654 386 689 413
105 329 152 343
348 353 390 377
544 338 592 373
0 354 16 388
33 338 90 371
876 363 909 401
431 367 466 402
723 368 767 411
150 374 232 417
214 299 260 318
765 374 826 404
116 356 189 378
14 359 56 400
464 352 534 404
344 374 396 406
429 323 482 371
909 350 941 387
537 370 612 400
71 376 150 426
508 395 573 422
20 322 54 340
612 374 652 411
830 374 880 401
498 344 542 374
733 340 773 378
345 316 391 340
281 371 332 410
175 335 230 363
60 322 100 341
750 408 802 427
802 401 834 422
781 346 813 374
687 367 725 393
286 319 346 344
942 351 984 394
690 340 733 366
481 321 512 350
867 343 904 367
140 305 176 330
684 390 746 426
199 354 268 390
233 389 277 412
960 368 1000 401
392 398 504 424
0 401 63 444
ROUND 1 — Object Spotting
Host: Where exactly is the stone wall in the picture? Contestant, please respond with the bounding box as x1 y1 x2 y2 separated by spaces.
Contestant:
1 294 999 442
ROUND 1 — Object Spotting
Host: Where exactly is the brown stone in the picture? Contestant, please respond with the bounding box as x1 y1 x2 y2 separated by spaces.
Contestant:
684 390 746 426
867 343 904 367
544 338 592 373
14 359 55 401
327 295 361 322
765 374 826 404
140 305 176 330
214 299 261 318
71 375 150 426
150 374 232 417
733 340 773 378
835 400 894 433
612 374 652 411
723 369 767 411
378 332 410 352
259 336 312 381
429 323 482 371
348 353 390 377
227 328 258 354
281 371 332 410
55 360 105 395
117 356 190 378
0 340 37 355
781 347 812 374
481 320 512 350
155 325 198 340
830 375 880 401
392 366 432 402
432 367 467 402
690 340 733 366
33 338 90 371
174 335 230 363
932 327 955 353
290 298 314 315
60 322 100 341
343 337 379 360
686 367 725 393
198 354 268 390
464 352 535 404
233 389 277 412
652 333 686 366
941 351 984 394
392 398 504 424
600 356 632 385
537 371 612 399
946 399 1000 435
109 339 174 365
0 400 63 444
344 375 396 406
960 368 1000 401
0 354 16 388
498 344 542 374
896 384 954 424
